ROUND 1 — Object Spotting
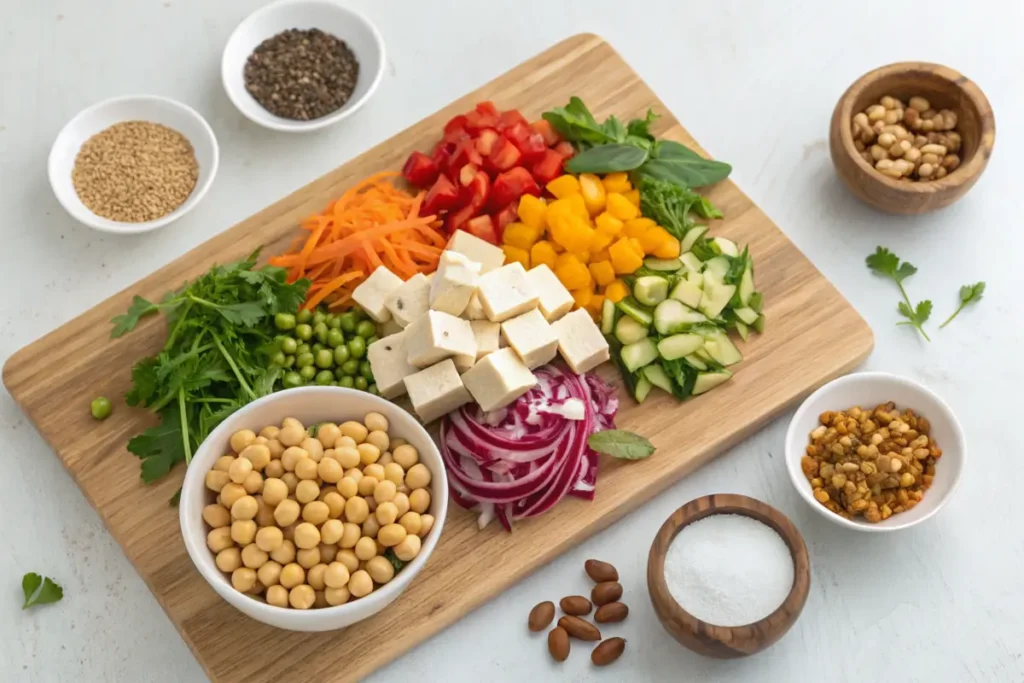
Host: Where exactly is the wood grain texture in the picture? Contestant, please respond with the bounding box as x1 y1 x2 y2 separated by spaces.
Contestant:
646 494 811 658
830 61 995 215
2 34 871 683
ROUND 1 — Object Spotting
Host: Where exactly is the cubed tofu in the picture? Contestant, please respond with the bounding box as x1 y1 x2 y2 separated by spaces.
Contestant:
352 266 404 323
462 292 487 320
461 348 538 412
430 251 481 317
404 310 477 368
452 353 476 374
385 273 431 328
525 264 575 322
380 318 404 338
476 262 539 322
447 230 506 273
367 332 418 399
404 359 472 423
500 309 558 370
550 308 610 374
471 320 501 359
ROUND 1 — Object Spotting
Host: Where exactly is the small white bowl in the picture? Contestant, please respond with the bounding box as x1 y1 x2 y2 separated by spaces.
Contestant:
48 95 218 235
785 372 965 532
222 0 385 132
179 387 448 631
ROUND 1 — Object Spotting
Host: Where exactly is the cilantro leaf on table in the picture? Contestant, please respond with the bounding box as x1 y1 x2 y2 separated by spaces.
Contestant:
940 281 985 328
22 573 63 610
110 296 158 338
866 247 930 341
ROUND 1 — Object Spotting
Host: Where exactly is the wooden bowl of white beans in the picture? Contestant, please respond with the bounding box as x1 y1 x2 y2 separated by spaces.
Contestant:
179 386 447 631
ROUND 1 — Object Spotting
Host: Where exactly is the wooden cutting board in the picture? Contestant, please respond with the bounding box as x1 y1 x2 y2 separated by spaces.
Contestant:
3 34 872 683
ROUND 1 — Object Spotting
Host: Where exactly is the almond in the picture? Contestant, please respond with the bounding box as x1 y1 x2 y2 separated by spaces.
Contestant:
558 615 601 641
548 627 570 662
584 559 618 583
591 581 623 606
559 595 592 616
594 601 628 624
528 601 555 632
591 637 626 666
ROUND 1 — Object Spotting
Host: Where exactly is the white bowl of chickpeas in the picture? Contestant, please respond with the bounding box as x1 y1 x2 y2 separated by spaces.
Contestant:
179 386 447 631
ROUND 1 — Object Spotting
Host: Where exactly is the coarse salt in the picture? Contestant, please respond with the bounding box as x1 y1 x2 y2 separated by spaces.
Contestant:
664 513 794 627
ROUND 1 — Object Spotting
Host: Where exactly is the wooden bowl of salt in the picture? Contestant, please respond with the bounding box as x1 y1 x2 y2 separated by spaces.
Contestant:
647 494 810 658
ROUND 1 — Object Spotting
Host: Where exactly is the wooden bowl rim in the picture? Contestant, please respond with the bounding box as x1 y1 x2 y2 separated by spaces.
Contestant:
646 494 811 637
835 61 995 196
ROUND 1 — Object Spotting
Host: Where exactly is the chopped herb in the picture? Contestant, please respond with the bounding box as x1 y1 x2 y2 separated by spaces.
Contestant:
587 430 656 460
384 549 407 572
940 282 985 328
866 246 931 341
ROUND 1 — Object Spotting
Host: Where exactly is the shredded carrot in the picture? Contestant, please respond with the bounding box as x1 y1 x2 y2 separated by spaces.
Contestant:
269 174 445 310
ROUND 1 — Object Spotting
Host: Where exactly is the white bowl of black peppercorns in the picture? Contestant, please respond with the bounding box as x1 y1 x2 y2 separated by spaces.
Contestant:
222 0 385 133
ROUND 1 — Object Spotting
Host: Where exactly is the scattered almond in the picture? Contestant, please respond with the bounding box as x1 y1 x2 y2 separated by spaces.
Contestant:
584 559 619 583
528 600 555 632
558 615 601 641
594 601 629 624
591 637 626 666
548 626 570 662
559 595 592 616
591 581 623 606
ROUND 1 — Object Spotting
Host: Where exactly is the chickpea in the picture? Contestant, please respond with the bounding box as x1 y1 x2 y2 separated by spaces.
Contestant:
279 422 306 447
259 425 280 440
263 478 288 506
254 499 275 528
334 447 361 470
295 479 320 504
340 421 369 444
241 543 269 569
366 430 390 454
362 515 381 539
348 570 373 598
231 519 257 545
366 556 395 584
256 560 282 588
344 468 363 482
216 547 242 573
299 439 322 464
409 488 431 514
228 457 254 484
378 523 408 548
354 536 378 561
279 562 305 589
393 493 410 518
381 463 405 487
318 457 343 484
390 437 408 450
303 501 330 525
306 563 328 590
295 457 319 481
205 470 231 493
323 492 345 519
231 495 258 521
399 512 422 536
419 515 435 538
203 504 231 528
337 549 359 574
281 472 299 494
264 459 285 479
230 429 256 454
214 455 236 473
363 464 385 481
325 586 350 606
266 439 285 459
241 471 264 495
337 477 359 499
311 521 340 548
355 443 379 466
281 447 308 472
294 522 321 550
240 444 271 472
274 499 301 527
378 452 393 466
323 561 351 588
255 526 284 553
376 501 399 526
397 484 410 496
270 539 296 565
289 584 316 610
405 464 432 490
266 584 289 607
317 423 341 448
394 533 422 562
365 496 378 514
231 568 257 592
391 443 418 470
357 476 379 497
371 480 396 505
319 543 338 564
340 523 361 549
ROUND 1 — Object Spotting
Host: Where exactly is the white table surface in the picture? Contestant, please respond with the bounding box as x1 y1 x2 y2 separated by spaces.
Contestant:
2 0 1022 680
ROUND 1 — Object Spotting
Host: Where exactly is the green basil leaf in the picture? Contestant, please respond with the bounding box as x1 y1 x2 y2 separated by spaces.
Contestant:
626 109 660 140
587 430 656 460
645 140 733 187
543 97 617 147
565 144 649 174
602 115 627 143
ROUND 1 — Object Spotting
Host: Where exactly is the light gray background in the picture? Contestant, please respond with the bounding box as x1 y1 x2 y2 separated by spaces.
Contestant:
1 1 1021 681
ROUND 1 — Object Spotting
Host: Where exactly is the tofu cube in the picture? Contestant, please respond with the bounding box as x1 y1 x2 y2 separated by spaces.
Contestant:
380 318 404 338
352 266 404 323
384 273 431 328
404 310 477 368
453 353 476 374
476 262 539 322
367 332 419 399
430 251 481 317
551 308 610 374
462 292 487 320
500 309 558 370
404 359 472 423
525 264 575 322
446 230 506 273
471 320 501 359
461 348 538 412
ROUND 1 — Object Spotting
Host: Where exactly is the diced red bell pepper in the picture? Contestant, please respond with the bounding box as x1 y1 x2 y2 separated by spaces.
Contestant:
443 115 472 144
475 128 500 156
422 175 459 216
431 140 452 172
401 151 439 189
497 109 528 131
553 141 575 159
446 204 476 232
465 102 500 134
449 140 483 177
444 114 468 135
531 149 566 184
494 204 519 236
459 167 491 211
531 119 561 147
492 167 541 208
504 122 547 164
487 137 522 173
475 101 499 116
463 214 499 245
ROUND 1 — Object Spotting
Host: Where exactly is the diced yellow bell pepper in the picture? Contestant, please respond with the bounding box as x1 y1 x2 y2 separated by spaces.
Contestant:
566 193 590 220
605 279 629 303
650 227 681 258
517 194 547 230
601 172 632 194
577 251 591 264
589 260 616 287
624 217 657 238
502 244 530 269
609 238 644 274
546 198 574 228
546 175 580 199
639 227 668 255
530 240 558 270
606 192 639 220
579 173 606 216
554 254 593 290
550 215 594 253
589 229 614 253
572 288 593 309
595 212 624 236
628 238 645 260
551 240 565 253
591 248 611 263
624 189 641 206
586 293 605 319
502 222 542 250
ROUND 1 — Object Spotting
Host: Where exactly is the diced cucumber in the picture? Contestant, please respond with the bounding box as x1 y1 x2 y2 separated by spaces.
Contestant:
634 376 653 403
752 314 766 334
748 291 763 313
679 252 704 273
683 353 708 370
698 280 737 320
733 307 759 325
653 300 709 335
657 334 704 360
734 321 750 342
601 299 616 335
621 338 659 372
643 364 674 394
694 347 713 363
693 371 733 396
643 257 682 272
685 270 704 288
679 225 708 253
738 267 755 306
703 333 743 366
616 297 654 326
615 314 649 345
634 276 670 306
712 237 739 257
669 279 703 309
703 256 730 282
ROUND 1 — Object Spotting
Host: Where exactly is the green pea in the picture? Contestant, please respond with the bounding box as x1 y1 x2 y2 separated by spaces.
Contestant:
326 328 345 348
330 381 339 386
299 365 317 381
315 349 334 369
283 355 296 368
274 313 296 331
333 345 350 365
296 343 311 356
339 312 357 333
341 359 361 376
368 383 380 396
354 376 369 391
313 322 328 344
315 369 335 385
296 308 313 324
348 337 366 359
282 371 303 389
356 320 377 339
90 396 112 420
312 343 325 354
313 310 327 326
296 352 314 369
366 336 379 347
280 337 298 355
338 375 355 389
326 315 342 329
295 323 313 341
360 361 375 381
270 351 287 366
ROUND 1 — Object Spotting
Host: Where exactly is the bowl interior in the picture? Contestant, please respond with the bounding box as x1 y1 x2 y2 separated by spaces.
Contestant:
222 0 384 131
786 373 965 531
179 387 447 631
48 96 218 234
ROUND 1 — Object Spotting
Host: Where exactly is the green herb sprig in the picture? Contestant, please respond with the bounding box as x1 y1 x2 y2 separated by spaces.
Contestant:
940 282 985 328
22 573 63 610
866 247 932 341
587 430 656 460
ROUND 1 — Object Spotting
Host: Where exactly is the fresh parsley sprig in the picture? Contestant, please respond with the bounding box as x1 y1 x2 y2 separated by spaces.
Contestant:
866 247 932 341
940 282 985 328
